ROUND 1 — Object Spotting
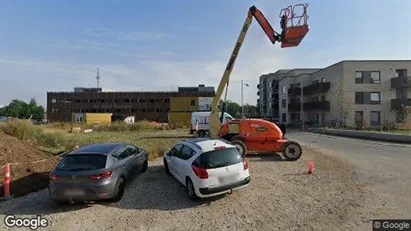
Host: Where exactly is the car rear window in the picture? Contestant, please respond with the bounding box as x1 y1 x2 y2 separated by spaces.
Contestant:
57 154 107 171
198 147 242 169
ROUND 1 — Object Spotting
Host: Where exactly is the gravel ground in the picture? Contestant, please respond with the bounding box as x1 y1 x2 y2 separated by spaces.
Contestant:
0 146 377 231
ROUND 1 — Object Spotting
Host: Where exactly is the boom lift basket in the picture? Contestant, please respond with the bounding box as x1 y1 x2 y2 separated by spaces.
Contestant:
279 3 309 48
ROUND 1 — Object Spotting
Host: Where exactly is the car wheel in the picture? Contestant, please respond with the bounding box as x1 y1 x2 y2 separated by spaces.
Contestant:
140 159 148 173
231 139 247 157
186 178 199 200
282 141 302 161
163 158 170 175
109 178 125 203
198 130 206 137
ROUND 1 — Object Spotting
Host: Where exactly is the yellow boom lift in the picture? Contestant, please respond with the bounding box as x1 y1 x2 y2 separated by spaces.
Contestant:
209 4 310 138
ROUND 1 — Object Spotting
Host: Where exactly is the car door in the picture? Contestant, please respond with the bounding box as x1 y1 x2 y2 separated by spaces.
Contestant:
125 145 139 172
175 145 196 182
115 146 132 177
166 143 183 178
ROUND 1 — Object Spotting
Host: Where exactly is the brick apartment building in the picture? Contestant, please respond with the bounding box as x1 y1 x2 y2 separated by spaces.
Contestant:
257 60 411 127
47 85 215 123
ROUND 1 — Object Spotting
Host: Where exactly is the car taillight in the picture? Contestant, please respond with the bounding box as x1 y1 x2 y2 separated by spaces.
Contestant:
243 159 249 170
49 174 60 181
192 165 208 179
89 171 112 180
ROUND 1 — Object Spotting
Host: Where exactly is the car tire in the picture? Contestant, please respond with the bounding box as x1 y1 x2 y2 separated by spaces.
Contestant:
282 141 302 161
198 130 206 137
163 158 170 175
109 177 125 203
231 139 247 157
140 159 148 173
186 178 199 200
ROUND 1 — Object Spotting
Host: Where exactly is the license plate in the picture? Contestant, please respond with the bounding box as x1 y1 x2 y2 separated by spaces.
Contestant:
219 175 237 184
64 189 85 196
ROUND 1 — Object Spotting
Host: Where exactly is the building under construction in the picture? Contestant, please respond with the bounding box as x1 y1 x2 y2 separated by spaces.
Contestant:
47 85 215 124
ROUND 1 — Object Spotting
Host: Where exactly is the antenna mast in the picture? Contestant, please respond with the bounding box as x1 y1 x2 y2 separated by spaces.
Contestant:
96 67 101 88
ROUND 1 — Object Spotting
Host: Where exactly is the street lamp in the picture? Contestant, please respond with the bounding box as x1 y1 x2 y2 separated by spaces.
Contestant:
241 80 250 118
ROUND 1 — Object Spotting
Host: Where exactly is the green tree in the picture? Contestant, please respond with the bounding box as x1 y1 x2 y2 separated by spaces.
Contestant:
243 104 257 117
218 100 241 118
0 98 45 120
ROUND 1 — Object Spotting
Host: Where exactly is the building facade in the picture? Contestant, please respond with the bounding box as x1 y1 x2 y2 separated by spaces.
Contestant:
257 60 411 128
47 85 215 123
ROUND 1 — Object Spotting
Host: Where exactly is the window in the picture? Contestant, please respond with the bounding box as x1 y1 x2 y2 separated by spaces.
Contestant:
51 99 56 103
126 145 138 155
169 143 183 157
355 92 364 104
57 154 107 171
355 71 363 84
180 145 195 160
194 147 242 169
320 95 326 101
355 111 363 122
282 85 286 94
370 92 380 104
191 100 195 106
370 111 381 125
282 99 286 108
321 78 326 82
370 71 381 84
114 146 130 160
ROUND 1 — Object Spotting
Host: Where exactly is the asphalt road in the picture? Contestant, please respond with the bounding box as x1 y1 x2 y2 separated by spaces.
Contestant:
287 132 411 219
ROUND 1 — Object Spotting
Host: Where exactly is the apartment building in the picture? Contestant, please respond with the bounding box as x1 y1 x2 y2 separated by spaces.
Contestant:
257 60 411 128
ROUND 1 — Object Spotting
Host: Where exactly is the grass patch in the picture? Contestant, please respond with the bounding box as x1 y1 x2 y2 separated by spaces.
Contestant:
0 120 192 160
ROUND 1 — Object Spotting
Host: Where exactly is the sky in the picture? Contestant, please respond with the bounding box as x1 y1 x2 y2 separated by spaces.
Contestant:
0 0 410 107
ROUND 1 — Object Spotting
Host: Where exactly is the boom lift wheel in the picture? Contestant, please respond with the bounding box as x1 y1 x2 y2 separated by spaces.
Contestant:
282 141 302 161
231 139 247 157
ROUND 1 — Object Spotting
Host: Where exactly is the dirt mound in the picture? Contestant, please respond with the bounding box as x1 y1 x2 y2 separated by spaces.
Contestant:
0 132 59 198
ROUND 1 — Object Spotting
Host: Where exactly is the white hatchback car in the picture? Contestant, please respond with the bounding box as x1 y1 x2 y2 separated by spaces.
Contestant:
163 138 251 200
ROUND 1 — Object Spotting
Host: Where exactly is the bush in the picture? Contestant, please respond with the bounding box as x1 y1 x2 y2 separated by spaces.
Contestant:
0 120 66 148
92 120 164 132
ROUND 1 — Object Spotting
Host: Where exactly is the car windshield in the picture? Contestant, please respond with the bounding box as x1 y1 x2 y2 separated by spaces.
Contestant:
201 147 242 169
56 154 107 171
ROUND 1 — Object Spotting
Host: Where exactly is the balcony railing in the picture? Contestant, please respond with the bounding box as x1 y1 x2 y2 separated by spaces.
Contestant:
288 87 301 96
288 103 301 111
257 91 260 96
303 82 331 95
257 84 260 89
390 98 411 110
390 76 411 89
303 101 331 111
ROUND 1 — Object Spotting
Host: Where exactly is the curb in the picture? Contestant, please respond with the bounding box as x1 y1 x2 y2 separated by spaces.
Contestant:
306 129 411 144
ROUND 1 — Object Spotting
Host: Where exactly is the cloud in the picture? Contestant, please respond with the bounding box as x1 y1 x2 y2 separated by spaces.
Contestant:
0 41 291 107
82 27 167 41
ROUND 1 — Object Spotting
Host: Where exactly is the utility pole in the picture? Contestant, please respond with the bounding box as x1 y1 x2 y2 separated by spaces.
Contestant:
241 80 250 118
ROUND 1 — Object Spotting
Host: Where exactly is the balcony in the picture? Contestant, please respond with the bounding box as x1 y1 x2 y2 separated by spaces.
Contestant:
271 93 279 99
257 84 260 89
288 87 301 96
303 101 330 111
390 98 411 110
257 91 260 96
390 76 411 89
303 82 331 95
288 102 301 111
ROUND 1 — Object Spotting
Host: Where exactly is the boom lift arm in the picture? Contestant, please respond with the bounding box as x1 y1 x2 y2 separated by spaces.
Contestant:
209 4 309 138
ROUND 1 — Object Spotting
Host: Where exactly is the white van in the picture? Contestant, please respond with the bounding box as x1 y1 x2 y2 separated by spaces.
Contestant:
190 111 234 136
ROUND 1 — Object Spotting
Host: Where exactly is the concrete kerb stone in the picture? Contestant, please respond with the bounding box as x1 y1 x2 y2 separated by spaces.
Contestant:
307 128 411 144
